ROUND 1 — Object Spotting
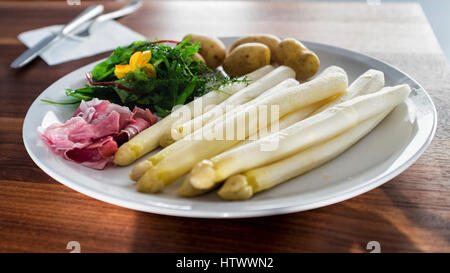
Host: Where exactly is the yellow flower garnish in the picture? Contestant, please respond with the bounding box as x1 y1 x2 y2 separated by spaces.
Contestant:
114 51 156 79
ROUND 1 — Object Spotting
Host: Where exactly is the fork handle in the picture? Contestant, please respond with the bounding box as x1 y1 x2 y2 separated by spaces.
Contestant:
61 4 104 35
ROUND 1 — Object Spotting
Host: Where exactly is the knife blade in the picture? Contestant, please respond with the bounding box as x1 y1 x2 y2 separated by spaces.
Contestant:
10 4 104 69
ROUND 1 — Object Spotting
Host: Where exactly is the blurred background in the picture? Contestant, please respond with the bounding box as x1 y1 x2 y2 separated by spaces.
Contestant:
309 0 450 64
145 0 450 64
5 0 449 63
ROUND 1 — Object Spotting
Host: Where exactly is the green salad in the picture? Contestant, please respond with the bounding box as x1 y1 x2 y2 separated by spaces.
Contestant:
45 37 247 117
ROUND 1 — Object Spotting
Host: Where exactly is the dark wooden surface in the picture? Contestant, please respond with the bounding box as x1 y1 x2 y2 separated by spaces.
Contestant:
0 1 449 253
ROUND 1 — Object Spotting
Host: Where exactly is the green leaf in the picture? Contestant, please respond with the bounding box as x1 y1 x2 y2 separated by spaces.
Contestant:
113 87 131 104
40 99 81 105
176 78 197 105
154 105 171 118
65 89 93 101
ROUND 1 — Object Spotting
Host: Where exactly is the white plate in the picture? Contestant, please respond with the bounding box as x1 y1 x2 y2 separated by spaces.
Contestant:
23 38 437 218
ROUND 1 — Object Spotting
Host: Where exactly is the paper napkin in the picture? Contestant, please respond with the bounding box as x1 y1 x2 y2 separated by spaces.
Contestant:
18 20 146 66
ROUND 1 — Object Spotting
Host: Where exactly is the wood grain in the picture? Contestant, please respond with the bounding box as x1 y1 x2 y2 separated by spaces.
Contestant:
0 1 449 253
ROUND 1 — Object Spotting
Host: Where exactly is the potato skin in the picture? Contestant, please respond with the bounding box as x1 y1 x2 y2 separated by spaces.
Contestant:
229 34 281 63
184 34 226 69
191 53 206 63
223 43 271 77
277 38 320 80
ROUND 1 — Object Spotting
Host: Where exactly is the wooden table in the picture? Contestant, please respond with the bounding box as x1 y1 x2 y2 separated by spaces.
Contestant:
1 1 449 253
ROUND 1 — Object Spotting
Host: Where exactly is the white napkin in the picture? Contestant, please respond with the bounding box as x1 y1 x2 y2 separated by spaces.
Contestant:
18 20 146 66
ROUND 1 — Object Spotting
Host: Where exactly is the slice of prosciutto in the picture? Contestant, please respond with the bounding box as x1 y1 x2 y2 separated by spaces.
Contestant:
40 99 157 169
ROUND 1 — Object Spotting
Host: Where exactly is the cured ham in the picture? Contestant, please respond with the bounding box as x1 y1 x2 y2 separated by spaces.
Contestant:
40 99 157 169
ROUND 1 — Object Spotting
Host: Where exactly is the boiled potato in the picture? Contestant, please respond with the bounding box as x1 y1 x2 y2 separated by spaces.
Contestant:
191 53 205 63
184 34 226 69
277 38 320 80
223 43 271 77
229 34 281 63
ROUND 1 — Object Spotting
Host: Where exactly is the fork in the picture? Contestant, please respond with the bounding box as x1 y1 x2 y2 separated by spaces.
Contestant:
67 1 142 41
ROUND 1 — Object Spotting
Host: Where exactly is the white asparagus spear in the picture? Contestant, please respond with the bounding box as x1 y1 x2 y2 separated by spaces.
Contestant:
239 65 373 143
131 67 344 182
170 66 346 144
166 66 346 147
218 110 392 200
189 84 410 190
113 65 274 166
144 66 346 167
160 78 300 147
164 67 348 148
178 172 221 197
242 69 384 149
168 66 296 142
311 69 384 115
136 68 348 193
177 102 323 197
179 69 384 197
130 78 299 181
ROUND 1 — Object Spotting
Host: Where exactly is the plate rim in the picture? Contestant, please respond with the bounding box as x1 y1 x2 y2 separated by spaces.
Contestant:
22 38 438 218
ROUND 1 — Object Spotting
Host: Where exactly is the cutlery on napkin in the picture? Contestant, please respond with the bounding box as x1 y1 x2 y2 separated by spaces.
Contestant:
13 2 145 67
18 20 146 66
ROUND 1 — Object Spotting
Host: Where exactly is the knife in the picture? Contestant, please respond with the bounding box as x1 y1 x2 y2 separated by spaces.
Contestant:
10 4 104 69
